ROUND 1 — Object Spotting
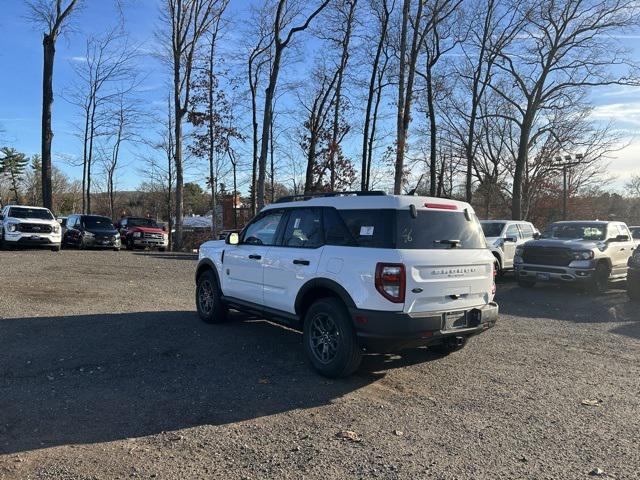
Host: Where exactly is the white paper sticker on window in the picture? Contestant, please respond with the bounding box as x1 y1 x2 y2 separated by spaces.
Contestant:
360 226 374 236
294 217 301 228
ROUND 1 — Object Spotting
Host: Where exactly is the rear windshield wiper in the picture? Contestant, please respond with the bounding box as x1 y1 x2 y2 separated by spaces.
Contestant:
433 239 461 248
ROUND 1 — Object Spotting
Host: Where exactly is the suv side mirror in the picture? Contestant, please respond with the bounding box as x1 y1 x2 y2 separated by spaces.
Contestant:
504 236 518 243
226 232 239 245
533 232 541 240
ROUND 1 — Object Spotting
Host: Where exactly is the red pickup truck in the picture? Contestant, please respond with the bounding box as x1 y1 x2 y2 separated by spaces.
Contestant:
116 217 168 251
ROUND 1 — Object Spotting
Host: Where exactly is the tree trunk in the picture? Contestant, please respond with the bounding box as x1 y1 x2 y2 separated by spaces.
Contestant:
257 46 282 210
394 0 410 194
426 65 437 196
361 6 387 191
41 34 55 209
250 79 259 215
86 99 97 214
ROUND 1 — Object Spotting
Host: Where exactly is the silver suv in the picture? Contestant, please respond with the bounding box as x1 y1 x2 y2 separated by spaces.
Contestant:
514 220 635 293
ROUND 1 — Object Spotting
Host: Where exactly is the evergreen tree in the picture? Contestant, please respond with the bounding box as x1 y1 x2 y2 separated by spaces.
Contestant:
0 148 29 203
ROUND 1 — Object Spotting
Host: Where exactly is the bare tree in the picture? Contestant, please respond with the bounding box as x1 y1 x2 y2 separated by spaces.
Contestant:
160 0 226 249
67 29 139 214
256 0 331 210
416 0 461 196
325 0 357 191
393 0 434 193
247 4 274 215
361 0 393 191
27 0 81 209
490 0 640 219
101 90 144 219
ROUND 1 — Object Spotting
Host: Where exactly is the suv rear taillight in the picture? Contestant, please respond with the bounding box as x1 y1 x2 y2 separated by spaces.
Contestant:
375 263 406 303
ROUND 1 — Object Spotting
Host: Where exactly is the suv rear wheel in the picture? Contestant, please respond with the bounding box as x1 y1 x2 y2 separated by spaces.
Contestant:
196 270 228 324
303 298 362 378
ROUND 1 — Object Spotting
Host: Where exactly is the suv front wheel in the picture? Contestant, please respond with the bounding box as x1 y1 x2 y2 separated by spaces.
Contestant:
196 270 228 324
303 298 362 378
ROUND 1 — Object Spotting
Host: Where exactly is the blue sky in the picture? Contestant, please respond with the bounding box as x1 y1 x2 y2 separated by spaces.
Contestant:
1 0 639 193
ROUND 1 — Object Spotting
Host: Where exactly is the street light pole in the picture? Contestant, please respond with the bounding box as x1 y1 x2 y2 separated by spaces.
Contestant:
554 153 583 221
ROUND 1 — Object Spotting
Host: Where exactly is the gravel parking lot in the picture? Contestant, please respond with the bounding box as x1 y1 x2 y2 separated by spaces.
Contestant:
1 250 638 479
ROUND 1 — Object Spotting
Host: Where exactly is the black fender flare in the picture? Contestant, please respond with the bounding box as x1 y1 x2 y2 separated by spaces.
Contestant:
294 278 357 316
195 257 222 289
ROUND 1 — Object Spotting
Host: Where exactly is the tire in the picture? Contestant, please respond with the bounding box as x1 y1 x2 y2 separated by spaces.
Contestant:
588 262 609 295
493 258 503 279
50 245 61 252
303 297 362 378
518 279 536 288
431 336 467 356
159 247 166 252
196 269 228 324
126 238 133 251
113 247 120 252
628 277 640 301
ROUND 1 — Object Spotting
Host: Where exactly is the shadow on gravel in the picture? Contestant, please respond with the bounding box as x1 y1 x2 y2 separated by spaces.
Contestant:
495 282 639 339
0 310 441 454
132 252 198 261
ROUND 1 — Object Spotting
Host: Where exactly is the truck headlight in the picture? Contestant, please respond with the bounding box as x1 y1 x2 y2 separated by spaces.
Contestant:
52 225 60 234
573 250 594 261
133 232 142 238
83 231 94 238
7 223 18 232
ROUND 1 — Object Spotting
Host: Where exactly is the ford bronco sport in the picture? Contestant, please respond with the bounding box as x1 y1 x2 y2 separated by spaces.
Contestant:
514 220 635 293
0 205 62 251
194 192 498 377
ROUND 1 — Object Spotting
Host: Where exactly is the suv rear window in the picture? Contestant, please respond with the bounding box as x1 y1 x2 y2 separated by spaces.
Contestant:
396 210 486 250
326 208 486 250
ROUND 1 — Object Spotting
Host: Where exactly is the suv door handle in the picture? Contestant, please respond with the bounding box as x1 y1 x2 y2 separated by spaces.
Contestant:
248 254 262 260
293 259 310 266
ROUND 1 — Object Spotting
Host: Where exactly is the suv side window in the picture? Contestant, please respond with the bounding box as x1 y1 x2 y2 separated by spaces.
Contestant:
519 223 534 238
505 224 520 239
281 208 323 248
323 208 357 246
243 210 285 246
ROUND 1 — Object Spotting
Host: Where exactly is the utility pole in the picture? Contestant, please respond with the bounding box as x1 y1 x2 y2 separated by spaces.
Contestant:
554 154 582 220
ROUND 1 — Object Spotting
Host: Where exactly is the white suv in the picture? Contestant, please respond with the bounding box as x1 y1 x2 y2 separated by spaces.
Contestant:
481 220 538 275
195 192 498 377
0 205 62 251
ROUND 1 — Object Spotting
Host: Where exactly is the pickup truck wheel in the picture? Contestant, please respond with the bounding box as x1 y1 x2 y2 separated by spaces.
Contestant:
125 238 133 250
196 270 228 324
517 279 536 288
588 263 609 295
50 245 60 252
303 298 362 378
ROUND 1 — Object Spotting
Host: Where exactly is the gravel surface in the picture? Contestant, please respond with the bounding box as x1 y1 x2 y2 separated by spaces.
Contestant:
1 250 638 479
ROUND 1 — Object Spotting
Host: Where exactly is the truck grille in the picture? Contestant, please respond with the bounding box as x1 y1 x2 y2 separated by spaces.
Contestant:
522 247 573 267
143 232 164 240
19 223 53 233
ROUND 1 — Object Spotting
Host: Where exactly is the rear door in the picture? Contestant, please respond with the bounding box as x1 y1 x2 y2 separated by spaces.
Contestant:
262 208 324 314
502 223 521 268
222 209 286 306
396 208 494 314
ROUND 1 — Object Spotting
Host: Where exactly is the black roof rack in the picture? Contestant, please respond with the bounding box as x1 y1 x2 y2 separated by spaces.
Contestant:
274 190 387 204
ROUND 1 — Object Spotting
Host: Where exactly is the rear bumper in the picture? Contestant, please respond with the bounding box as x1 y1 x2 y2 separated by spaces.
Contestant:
349 302 498 352
515 263 594 283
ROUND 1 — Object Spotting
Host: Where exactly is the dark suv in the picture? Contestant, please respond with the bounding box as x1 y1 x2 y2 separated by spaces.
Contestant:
63 215 121 251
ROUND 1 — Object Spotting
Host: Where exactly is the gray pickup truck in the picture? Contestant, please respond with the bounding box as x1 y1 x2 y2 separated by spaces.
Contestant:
514 220 636 294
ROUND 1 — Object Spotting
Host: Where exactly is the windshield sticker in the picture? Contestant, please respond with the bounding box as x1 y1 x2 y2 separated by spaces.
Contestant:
401 228 413 243
360 226 374 236
294 217 301 229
